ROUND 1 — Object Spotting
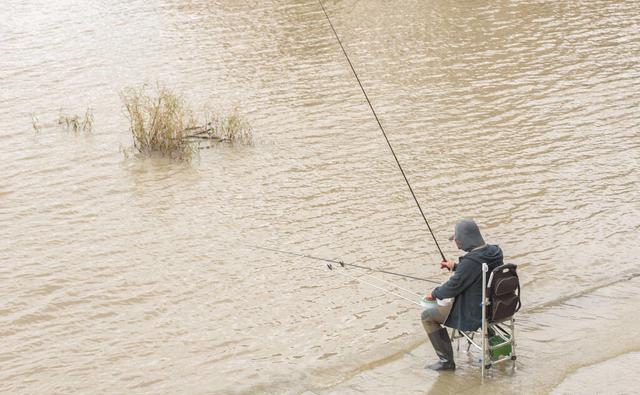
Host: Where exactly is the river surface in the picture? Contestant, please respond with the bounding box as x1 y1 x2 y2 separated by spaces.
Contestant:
1 0 639 394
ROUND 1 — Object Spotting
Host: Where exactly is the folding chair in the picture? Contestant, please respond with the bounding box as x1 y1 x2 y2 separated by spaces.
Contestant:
451 263 521 377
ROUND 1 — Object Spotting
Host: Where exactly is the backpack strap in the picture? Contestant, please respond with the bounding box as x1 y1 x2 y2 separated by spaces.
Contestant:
514 269 522 313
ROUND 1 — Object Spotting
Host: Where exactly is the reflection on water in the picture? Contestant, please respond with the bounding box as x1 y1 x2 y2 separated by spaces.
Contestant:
1 0 639 393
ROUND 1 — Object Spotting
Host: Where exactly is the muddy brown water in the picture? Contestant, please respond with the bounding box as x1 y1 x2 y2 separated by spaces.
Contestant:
1 0 639 394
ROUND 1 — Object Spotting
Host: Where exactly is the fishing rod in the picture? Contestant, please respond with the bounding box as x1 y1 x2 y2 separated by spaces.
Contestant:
253 245 424 306
317 0 447 262
251 245 442 285
324 262 423 298
325 263 422 306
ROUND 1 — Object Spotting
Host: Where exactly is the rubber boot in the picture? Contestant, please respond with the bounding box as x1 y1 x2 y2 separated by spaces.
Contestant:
426 328 456 371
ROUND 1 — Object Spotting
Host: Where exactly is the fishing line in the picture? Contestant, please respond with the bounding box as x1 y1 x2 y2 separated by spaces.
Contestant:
250 245 442 285
253 245 425 305
338 259 440 284
345 268 423 297
326 263 422 306
317 0 446 262
292 258 422 306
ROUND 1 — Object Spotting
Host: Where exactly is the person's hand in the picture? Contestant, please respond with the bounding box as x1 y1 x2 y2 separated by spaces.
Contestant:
440 260 455 271
424 291 435 301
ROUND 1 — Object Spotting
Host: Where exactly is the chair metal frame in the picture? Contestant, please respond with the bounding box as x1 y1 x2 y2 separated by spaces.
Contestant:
450 263 518 377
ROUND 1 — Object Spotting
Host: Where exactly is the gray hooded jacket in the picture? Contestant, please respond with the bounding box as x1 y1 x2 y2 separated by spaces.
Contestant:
433 220 504 331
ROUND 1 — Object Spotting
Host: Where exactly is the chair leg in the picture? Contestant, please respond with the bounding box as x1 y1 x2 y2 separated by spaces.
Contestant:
511 318 517 368
481 262 488 378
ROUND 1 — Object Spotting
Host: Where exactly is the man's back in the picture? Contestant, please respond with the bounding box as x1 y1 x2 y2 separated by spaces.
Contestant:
433 244 504 331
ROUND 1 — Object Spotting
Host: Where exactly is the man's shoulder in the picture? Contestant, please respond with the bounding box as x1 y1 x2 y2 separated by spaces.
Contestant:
459 252 483 264
460 244 504 268
456 255 483 271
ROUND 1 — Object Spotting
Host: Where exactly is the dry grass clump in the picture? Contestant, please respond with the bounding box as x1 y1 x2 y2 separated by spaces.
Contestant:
122 85 197 160
57 109 93 133
122 84 252 160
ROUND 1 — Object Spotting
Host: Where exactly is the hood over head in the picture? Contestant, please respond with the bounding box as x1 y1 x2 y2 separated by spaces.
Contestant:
449 219 486 252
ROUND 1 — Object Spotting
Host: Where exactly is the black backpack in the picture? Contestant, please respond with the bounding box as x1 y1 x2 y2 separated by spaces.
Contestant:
487 264 522 322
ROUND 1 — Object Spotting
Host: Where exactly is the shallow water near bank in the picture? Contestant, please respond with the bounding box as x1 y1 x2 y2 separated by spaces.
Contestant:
551 352 640 395
1 0 639 394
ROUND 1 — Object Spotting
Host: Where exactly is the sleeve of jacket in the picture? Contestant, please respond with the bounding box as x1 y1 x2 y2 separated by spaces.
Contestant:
431 258 478 299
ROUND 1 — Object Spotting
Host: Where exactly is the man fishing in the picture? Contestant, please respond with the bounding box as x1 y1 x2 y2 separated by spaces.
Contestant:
315 1 508 372
421 219 504 371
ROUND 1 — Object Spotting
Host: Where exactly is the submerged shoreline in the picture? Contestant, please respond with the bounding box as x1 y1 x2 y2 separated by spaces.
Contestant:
305 276 640 395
